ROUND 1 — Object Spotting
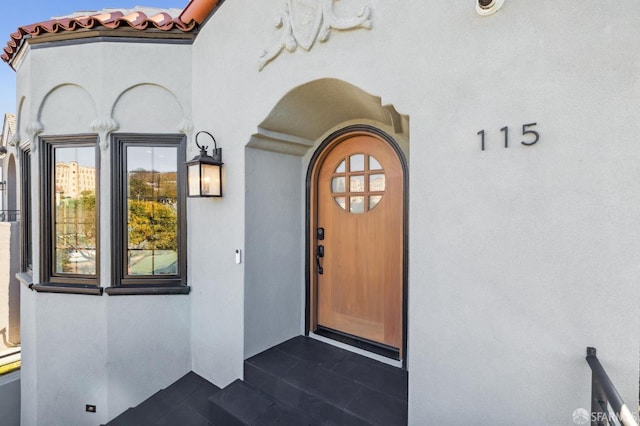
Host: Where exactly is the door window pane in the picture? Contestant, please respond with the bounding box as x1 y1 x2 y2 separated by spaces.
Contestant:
332 177 345 193
330 154 386 214
350 154 365 172
350 176 365 192
369 156 382 170
350 196 365 213
370 174 385 192
369 195 382 210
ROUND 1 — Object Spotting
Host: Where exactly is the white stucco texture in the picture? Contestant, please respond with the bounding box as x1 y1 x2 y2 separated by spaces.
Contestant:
10 0 640 425
15 40 194 425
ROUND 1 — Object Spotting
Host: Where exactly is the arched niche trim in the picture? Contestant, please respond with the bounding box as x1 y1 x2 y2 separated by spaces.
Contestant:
248 78 408 156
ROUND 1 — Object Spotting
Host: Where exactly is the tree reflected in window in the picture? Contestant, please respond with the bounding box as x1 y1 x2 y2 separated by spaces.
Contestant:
126 147 178 276
54 147 97 275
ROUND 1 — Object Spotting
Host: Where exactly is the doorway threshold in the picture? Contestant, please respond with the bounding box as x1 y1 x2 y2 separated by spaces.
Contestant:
309 332 402 369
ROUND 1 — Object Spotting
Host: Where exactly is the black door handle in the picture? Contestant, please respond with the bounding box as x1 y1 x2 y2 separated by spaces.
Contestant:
316 245 324 275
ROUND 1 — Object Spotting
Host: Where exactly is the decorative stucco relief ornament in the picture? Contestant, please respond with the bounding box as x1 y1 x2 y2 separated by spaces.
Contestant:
91 117 119 151
177 118 194 137
259 0 372 70
9 132 20 147
26 121 43 152
177 118 195 152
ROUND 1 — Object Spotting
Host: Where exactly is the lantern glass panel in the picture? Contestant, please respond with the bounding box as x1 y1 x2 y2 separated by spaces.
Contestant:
201 163 221 196
188 163 201 196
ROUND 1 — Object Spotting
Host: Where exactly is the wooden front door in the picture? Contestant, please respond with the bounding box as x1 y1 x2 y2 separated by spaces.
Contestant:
312 132 404 356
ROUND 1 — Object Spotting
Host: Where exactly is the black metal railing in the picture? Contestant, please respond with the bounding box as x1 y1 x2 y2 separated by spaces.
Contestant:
0 210 19 222
586 347 638 426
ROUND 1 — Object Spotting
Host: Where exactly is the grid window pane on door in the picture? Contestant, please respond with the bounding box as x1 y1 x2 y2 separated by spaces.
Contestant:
331 153 386 213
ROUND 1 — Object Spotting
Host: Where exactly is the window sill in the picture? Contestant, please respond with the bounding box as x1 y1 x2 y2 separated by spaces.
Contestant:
105 286 191 296
16 272 33 288
30 283 103 296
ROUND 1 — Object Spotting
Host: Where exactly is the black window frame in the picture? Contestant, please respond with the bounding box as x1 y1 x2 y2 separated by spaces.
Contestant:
19 147 31 273
107 133 189 295
36 135 101 295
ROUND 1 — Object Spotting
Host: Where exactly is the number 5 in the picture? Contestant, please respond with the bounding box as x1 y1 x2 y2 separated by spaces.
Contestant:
521 123 539 146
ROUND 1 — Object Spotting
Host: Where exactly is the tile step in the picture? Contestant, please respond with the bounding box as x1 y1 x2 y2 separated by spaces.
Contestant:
208 379 318 426
243 336 407 426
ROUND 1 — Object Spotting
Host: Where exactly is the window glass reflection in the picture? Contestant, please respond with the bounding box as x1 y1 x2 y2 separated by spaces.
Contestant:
350 196 365 213
332 177 345 193
329 154 386 214
350 175 364 192
54 146 96 275
350 154 364 172
126 146 179 276
370 174 385 192
369 195 382 210
369 156 382 170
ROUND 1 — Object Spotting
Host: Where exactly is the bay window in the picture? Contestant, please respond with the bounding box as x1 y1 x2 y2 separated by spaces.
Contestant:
107 134 188 295
36 135 100 294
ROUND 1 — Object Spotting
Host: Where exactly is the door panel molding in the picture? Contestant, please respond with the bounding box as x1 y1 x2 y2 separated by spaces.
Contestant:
305 125 409 367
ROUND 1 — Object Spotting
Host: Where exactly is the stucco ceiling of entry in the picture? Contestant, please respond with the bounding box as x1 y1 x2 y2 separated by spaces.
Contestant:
258 79 394 143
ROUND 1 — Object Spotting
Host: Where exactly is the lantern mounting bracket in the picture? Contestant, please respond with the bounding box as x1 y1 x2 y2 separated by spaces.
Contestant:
195 131 222 163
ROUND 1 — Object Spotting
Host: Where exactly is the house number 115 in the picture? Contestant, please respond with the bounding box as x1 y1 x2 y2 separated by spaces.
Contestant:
477 122 540 151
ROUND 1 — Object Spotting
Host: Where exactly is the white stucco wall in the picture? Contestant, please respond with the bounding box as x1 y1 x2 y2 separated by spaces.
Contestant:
14 40 194 425
244 148 304 359
407 2 640 424
191 1 640 425
11 0 640 424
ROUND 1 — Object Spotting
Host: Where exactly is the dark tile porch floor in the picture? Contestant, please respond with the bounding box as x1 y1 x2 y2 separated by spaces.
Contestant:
106 371 220 425
106 336 408 425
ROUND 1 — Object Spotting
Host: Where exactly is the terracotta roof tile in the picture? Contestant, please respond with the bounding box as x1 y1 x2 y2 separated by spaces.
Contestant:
179 0 222 25
2 6 198 65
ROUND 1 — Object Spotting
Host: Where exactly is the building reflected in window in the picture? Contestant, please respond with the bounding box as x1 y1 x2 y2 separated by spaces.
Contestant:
54 147 97 275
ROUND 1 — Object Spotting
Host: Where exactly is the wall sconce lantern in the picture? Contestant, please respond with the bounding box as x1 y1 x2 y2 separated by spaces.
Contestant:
0 181 6 192
186 131 223 197
0 146 6 160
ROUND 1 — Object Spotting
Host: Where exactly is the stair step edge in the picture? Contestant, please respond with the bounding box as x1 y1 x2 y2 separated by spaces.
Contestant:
210 379 321 426
244 362 373 426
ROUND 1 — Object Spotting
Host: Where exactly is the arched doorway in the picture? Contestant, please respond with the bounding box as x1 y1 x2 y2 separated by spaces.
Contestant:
244 79 409 362
308 127 407 360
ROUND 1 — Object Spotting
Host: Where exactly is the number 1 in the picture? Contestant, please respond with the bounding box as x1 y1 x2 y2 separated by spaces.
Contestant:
500 126 508 148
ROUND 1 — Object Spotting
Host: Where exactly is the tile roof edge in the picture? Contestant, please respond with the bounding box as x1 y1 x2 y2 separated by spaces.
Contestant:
179 0 223 25
2 7 203 67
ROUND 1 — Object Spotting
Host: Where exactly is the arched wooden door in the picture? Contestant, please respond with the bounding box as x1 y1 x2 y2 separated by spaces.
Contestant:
311 132 404 357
